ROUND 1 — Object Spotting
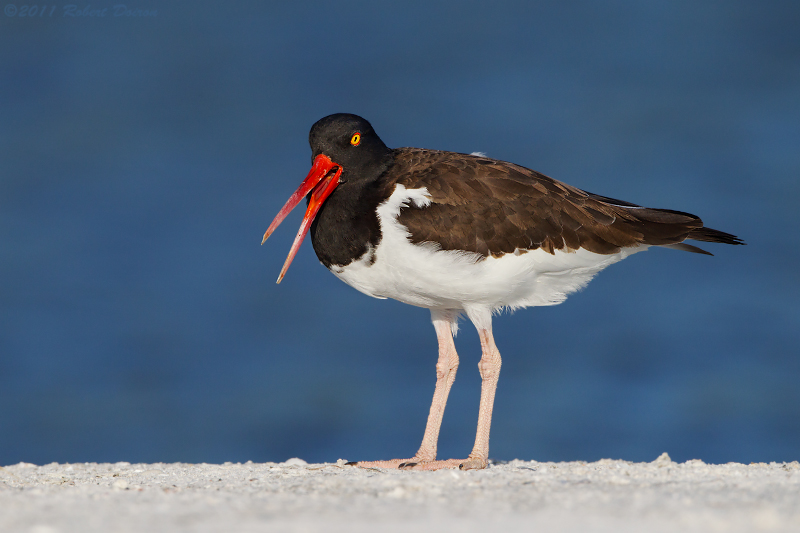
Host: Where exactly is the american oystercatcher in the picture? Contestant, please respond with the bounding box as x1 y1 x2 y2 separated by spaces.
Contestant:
262 113 744 470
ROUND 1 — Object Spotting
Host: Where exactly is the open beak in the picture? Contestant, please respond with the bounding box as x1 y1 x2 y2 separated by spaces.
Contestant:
261 154 342 283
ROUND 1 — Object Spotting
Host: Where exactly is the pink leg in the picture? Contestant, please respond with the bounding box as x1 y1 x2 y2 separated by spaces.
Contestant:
404 326 501 471
463 327 502 469
354 310 460 469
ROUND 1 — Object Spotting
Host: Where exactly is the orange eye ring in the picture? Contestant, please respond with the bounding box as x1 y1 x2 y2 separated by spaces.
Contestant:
350 132 361 146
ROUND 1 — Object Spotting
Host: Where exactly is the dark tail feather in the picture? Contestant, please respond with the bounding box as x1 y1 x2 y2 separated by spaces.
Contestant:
586 191 745 253
687 227 746 246
659 227 745 255
661 242 714 255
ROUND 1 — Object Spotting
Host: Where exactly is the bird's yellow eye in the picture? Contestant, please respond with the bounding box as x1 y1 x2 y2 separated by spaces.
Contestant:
350 132 361 146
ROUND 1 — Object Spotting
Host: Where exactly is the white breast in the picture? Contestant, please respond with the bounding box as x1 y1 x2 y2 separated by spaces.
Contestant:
328 185 646 313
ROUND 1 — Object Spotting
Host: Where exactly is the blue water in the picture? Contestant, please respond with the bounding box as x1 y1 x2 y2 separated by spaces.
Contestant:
1 1 798 466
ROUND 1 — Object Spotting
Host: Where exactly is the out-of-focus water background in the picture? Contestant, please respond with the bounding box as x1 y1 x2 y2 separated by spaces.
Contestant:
1 1 798 466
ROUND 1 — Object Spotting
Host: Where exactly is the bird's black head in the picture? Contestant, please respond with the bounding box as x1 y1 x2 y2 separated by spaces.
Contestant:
261 113 393 283
309 113 393 183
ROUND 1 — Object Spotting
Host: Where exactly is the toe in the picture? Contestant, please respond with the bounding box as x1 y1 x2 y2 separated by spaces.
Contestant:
458 457 487 470
353 458 420 469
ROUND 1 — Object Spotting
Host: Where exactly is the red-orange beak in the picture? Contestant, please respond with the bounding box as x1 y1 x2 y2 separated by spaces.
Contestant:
262 154 342 283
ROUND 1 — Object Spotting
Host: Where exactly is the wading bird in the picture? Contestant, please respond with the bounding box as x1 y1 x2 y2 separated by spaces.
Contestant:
262 114 743 470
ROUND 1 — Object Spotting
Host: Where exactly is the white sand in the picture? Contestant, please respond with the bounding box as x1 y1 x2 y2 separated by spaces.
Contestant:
2 454 799 532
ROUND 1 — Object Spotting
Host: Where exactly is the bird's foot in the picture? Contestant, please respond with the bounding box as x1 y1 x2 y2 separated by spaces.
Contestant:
400 457 488 471
347 456 487 471
346 457 430 469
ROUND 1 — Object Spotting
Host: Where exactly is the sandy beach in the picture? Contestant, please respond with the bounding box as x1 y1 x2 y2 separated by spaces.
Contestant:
2 453 798 532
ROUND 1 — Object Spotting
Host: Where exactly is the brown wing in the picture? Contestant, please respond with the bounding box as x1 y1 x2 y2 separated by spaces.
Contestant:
390 148 742 258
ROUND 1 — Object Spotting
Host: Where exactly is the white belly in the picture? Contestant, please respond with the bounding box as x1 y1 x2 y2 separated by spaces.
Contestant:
328 185 646 312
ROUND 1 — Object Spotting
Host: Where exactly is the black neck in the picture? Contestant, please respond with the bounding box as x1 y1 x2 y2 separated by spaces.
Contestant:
309 154 395 268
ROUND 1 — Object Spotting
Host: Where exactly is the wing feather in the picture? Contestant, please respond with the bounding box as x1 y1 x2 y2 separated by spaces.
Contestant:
388 149 743 257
